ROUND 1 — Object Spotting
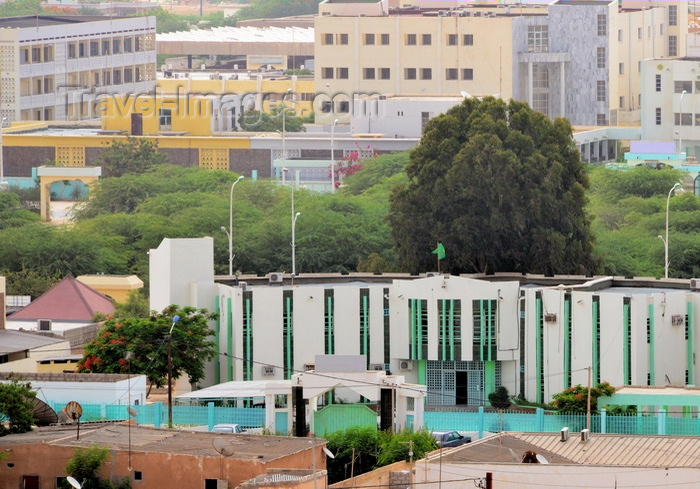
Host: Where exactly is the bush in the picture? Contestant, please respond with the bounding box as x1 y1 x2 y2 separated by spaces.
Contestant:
488 386 511 409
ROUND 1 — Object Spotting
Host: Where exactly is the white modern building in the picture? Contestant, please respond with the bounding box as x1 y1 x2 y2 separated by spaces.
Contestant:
0 15 156 123
151 238 700 407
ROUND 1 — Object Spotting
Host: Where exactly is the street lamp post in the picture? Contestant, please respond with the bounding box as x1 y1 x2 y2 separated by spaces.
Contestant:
663 183 683 279
330 119 338 193
0 117 8 190
292 211 300 276
221 175 244 276
679 90 687 161
167 315 180 428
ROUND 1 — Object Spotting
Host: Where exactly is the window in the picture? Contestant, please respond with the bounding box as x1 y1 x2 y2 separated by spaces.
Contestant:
638 61 641 73
447 34 457 46
323 33 333 45
94 72 100 86
102 40 110 55
597 47 605 69
320 101 332 113
90 41 99 56
597 14 607 36
422 34 431 45
405 68 416 80
68 43 77 59
660 24 664 36
363 67 375 80
462 68 473 80
31 47 41 63
669 5 677 26
619 96 625 109
406 34 417 46
532 64 548 89
113 69 122 85
596 113 608 125
618 29 623 42
381 33 390 45
43 45 53 62
675 81 692 93
463 34 473 46
113 39 122 54
619 62 624 75
527 25 548 53
656 107 661 125
675 112 693 126
364 33 375 45
159 108 172 130
336 67 348 79
124 37 133 52
337 33 348 45
322 67 334 79
597 80 606 102
337 101 349 113
446 68 458 80
647 26 651 39
638 27 642 40
124 68 133 83
656 74 662 92
103 70 111 85
533 93 548 115
669 35 677 56
379 67 390 80
420 68 432 80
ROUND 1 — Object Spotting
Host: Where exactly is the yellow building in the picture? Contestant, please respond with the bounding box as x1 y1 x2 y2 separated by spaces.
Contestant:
76 274 144 303
314 0 687 127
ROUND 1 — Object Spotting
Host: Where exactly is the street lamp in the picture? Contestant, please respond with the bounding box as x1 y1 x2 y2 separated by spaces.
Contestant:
330 119 338 193
663 183 683 279
292 211 301 276
221 175 244 276
167 314 180 428
679 90 687 161
0 117 8 190
282 167 299 276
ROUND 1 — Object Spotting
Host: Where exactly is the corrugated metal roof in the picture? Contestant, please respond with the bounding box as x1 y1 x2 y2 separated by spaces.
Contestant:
0 330 66 355
440 432 700 468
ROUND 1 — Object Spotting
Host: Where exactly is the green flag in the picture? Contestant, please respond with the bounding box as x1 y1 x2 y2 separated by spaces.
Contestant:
432 242 446 260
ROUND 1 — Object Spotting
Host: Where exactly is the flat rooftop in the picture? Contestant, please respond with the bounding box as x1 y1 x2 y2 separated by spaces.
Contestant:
0 15 101 29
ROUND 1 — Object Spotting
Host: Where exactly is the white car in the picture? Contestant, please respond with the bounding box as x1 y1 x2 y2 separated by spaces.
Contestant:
211 424 244 433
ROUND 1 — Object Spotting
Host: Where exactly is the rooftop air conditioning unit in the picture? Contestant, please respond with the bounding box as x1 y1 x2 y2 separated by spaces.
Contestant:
426 272 440 278
438 10 448 16
269 273 284 284
399 360 412 371
303 364 315 372
560 427 569 442
238 281 247 291
262 365 275 376
544 313 557 323
581 428 590 442
370 363 385 371
691 278 700 291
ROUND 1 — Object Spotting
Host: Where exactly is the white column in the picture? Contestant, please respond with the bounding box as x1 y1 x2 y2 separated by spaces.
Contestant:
413 394 425 431
265 393 276 432
308 395 318 434
528 61 533 108
560 61 566 118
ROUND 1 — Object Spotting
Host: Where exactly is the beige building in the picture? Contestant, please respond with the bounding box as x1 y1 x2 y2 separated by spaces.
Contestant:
0 15 156 123
314 0 687 127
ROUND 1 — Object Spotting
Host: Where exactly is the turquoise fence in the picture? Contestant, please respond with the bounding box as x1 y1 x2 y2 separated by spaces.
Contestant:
48 402 700 437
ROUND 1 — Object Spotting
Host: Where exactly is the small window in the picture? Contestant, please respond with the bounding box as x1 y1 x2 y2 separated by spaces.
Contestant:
43 45 53 62
337 101 349 113
102 39 110 55
656 74 662 92
379 68 390 80
336 67 348 79
124 37 133 52
322 67 334 79
597 47 605 69
422 34 431 45
364 33 375 45
619 63 624 75
669 5 678 26
323 33 333 45
406 34 417 46
38 319 51 331
447 34 457 46
420 68 432 80
113 39 122 54
597 14 607 36
619 96 625 109
337 33 348 45
404 68 416 80
381 33 390 45
124 68 133 83
79 42 88 58
660 24 664 36
90 41 99 56
597 80 606 102
159 108 172 130
134 472 143 481
462 68 473 80
618 29 623 42
675 81 692 93
637 27 642 40
669 35 677 56
596 113 608 125
68 43 77 59
320 101 332 113
32 47 41 63
675 112 693 126
363 67 375 80
463 34 474 46
445 68 458 81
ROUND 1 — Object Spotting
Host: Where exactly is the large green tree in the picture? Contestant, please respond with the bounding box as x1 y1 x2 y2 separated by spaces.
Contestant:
97 137 169 178
0 376 36 436
77 305 218 389
388 97 597 275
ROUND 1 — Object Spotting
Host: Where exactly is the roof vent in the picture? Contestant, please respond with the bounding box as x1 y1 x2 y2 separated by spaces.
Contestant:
560 427 569 442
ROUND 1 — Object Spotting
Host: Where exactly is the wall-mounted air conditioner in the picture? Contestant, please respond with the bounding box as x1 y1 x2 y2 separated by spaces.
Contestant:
399 360 412 371
269 273 284 284
544 313 557 323
560 427 569 442
581 428 590 442
691 278 700 290
262 365 275 376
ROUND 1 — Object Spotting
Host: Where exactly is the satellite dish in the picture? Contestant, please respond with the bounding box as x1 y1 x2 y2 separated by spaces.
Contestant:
65 401 83 421
536 454 549 464
323 447 335 459
66 476 82 489
461 91 472 99
127 407 138 418
213 438 235 457
31 397 58 426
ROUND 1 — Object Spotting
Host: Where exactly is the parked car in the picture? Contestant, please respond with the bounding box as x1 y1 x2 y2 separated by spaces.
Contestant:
212 423 245 433
432 430 471 448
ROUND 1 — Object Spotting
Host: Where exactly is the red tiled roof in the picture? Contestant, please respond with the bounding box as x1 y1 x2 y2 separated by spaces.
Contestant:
8 275 115 321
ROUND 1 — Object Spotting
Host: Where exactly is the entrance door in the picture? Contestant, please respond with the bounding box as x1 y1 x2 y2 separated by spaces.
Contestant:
22 475 39 489
455 371 468 405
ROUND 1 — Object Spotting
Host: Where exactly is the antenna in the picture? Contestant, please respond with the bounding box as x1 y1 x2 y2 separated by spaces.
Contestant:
213 438 235 479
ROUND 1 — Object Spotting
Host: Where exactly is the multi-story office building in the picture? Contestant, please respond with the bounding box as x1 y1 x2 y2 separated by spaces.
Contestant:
0 15 156 123
314 0 686 127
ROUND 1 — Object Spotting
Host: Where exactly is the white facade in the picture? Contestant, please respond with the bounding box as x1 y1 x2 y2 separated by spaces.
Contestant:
152 238 700 406
16 375 148 406
0 338 71 374
641 57 700 161
0 15 156 123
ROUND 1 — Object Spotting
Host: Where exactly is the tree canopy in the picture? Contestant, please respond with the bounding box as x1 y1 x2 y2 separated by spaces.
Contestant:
388 97 597 275
0 376 36 436
77 305 218 389
97 137 169 178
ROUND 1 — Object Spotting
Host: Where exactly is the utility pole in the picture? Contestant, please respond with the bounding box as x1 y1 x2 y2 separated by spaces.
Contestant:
167 315 180 428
